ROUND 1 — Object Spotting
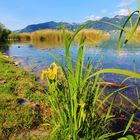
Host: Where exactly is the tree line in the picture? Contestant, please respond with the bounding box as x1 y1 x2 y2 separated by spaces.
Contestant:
0 23 11 42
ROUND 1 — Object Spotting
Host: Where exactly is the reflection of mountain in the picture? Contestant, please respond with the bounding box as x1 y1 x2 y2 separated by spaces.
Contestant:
16 14 139 33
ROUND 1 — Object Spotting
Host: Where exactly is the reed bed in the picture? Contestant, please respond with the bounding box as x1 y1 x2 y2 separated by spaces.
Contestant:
18 33 31 41
31 29 73 43
8 29 109 45
40 24 140 139
8 33 19 41
75 29 110 45
135 27 140 42
123 27 140 43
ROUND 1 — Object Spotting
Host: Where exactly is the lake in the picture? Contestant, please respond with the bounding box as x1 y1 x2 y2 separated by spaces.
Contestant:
2 40 140 71
1 39 140 120
1 39 140 97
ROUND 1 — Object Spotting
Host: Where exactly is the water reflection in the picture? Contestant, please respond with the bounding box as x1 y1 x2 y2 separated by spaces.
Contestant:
2 40 140 73
0 43 10 53
1 39 140 121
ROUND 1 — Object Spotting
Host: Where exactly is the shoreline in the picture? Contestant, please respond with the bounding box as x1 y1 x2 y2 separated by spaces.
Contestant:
0 52 50 139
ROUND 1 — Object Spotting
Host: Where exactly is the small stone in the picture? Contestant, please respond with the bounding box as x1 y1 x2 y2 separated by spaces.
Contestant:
3 55 9 58
14 62 20 66
0 79 7 84
16 98 29 105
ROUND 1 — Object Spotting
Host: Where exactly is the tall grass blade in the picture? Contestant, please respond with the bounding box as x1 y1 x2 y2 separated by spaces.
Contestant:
118 92 140 110
88 68 140 80
123 113 135 135
105 96 116 121
118 10 140 49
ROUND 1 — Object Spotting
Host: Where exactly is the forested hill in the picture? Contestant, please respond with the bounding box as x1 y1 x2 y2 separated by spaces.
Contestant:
17 14 139 33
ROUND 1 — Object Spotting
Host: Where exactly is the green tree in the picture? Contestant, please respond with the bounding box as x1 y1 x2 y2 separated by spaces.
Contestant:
0 23 11 41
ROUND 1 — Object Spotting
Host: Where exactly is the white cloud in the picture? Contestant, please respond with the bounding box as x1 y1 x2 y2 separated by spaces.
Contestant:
118 0 135 8
85 15 102 21
115 9 129 16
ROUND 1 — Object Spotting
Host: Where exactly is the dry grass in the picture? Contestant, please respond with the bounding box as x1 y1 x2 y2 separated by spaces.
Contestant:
75 29 110 45
123 27 140 43
31 29 73 43
9 29 110 46
135 27 140 42
18 33 31 41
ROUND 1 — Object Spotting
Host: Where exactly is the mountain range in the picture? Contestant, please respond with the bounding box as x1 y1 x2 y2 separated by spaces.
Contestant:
17 14 139 33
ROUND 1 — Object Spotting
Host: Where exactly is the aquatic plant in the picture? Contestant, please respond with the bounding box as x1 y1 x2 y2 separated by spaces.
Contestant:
18 33 31 41
40 19 140 139
75 29 110 45
41 62 59 80
31 29 73 43
8 32 19 41
12 29 109 46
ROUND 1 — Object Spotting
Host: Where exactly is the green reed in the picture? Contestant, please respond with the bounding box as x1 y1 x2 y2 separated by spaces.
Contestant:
41 19 140 139
40 1 140 139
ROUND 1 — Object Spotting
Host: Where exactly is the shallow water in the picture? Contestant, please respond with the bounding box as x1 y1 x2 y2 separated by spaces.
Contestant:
1 39 140 95
1 39 140 119
2 40 140 74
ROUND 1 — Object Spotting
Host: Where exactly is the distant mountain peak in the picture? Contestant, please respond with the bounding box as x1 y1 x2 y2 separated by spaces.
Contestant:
16 14 139 33
114 15 124 19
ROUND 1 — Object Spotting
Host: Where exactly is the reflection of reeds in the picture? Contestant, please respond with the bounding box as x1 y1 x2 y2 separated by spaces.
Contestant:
32 40 64 48
75 29 110 45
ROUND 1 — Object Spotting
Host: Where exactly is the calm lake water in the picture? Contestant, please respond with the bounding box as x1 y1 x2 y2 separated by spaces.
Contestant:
1 39 140 119
1 40 140 73
1 39 140 97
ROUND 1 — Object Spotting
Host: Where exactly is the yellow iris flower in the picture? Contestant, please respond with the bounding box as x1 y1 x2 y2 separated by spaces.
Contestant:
40 62 59 80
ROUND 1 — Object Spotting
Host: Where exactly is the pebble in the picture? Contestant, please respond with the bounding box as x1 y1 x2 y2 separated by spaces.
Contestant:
3 55 9 58
0 79 7 84
14 61 20 66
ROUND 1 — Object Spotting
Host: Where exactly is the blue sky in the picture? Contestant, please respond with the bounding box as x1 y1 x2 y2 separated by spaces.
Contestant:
0 0 138 30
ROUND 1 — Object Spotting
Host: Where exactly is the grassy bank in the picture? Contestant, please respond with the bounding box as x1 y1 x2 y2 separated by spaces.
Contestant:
0 52 50 139
8 29 109 45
